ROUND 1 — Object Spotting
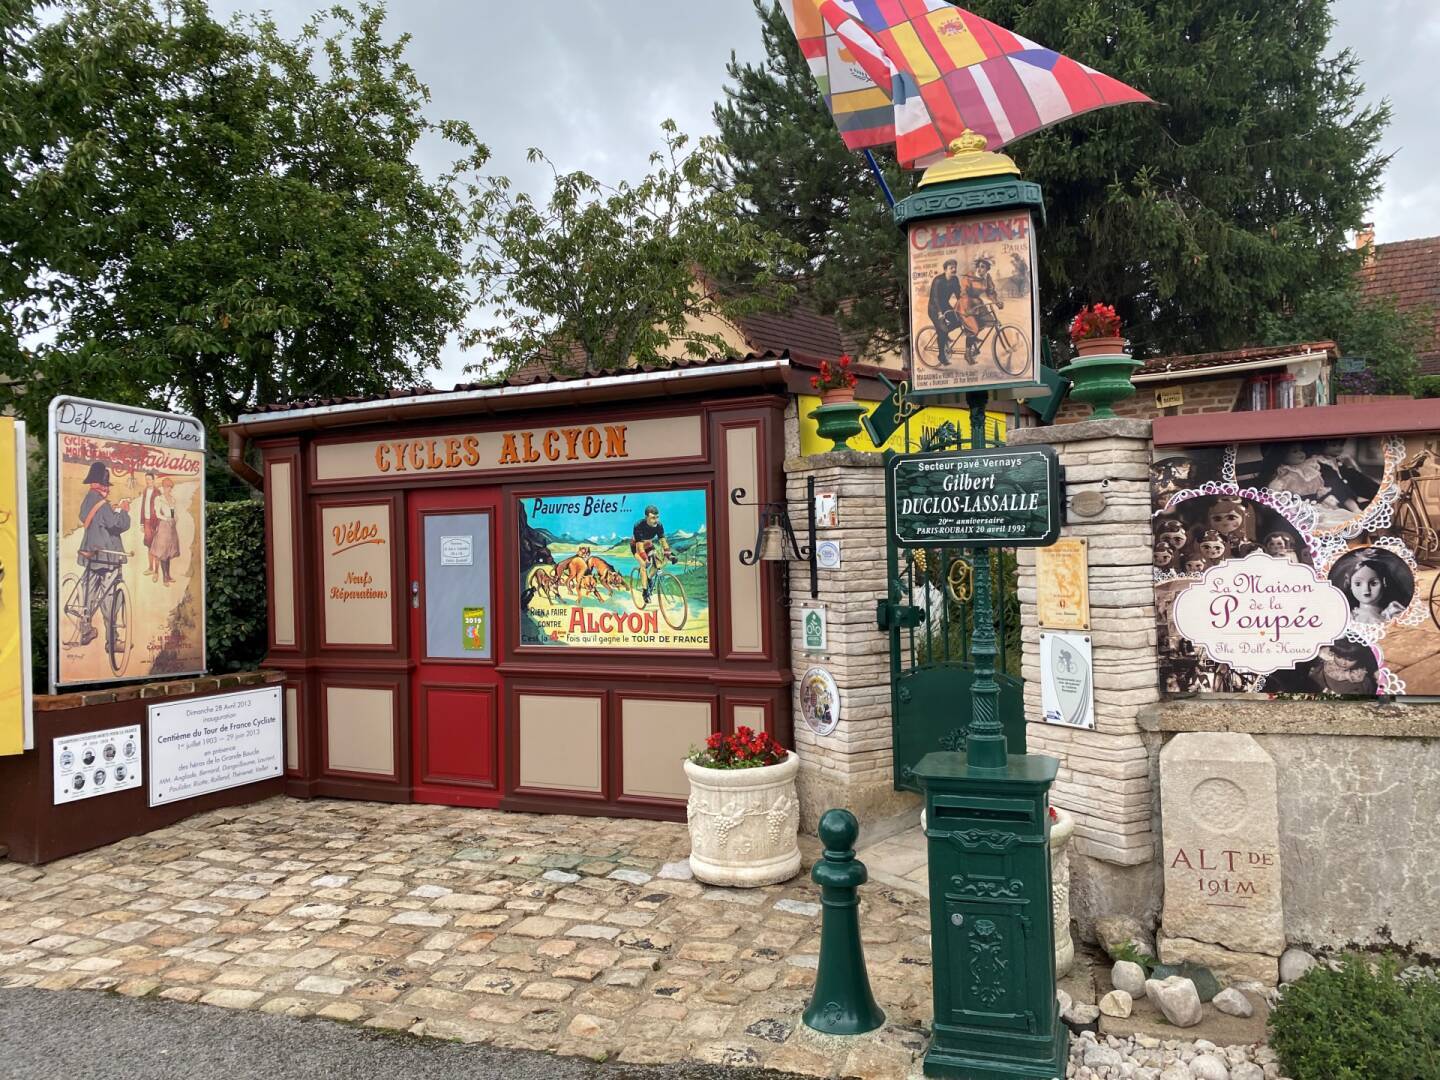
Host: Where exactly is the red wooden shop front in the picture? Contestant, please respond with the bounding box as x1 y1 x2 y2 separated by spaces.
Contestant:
233 361 794 822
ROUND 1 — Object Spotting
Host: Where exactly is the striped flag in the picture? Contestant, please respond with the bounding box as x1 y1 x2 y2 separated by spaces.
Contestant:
783 0 1153 169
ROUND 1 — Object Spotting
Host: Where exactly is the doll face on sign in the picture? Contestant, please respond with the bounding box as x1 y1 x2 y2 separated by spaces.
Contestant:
1199 536 1227 561
1154 545 1174 569
1283 444 1309 466
1263 532 1294 557
1157 519 1187 549
1207 502 1246 538
1184 557 1206 575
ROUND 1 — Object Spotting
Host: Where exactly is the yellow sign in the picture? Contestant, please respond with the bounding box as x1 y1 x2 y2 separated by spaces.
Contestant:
1036 538 1090 631
1155 387 1184 409
0 417 30 754
797 395 1007 456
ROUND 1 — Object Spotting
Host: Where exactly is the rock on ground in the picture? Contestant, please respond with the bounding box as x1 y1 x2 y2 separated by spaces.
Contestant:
1112 959 1148 996
1279 947 1316 984
1145 975 1203 1028
1096 914 1156 960
1099 989 1133 1018
1211 987 1254 1018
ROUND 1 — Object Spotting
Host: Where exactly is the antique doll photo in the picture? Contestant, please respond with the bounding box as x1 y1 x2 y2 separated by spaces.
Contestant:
1327 547 1413 626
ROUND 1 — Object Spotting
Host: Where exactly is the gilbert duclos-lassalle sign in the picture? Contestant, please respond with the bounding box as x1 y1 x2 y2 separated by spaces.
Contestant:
889 445 1062 548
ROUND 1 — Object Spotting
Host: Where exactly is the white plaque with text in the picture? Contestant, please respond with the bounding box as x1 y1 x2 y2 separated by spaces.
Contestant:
54 724 142 804
148 687 284 807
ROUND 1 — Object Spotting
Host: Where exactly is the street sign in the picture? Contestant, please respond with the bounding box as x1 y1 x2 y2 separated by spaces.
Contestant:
889 445 1061 548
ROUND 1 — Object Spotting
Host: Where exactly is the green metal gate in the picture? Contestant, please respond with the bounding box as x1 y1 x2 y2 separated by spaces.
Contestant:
879 415 1026 793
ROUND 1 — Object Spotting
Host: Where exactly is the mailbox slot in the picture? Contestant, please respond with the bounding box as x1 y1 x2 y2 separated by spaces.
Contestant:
931 796 1035 823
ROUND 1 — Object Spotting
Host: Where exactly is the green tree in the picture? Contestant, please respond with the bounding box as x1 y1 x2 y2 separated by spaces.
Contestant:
717 0 1396 364
713 1 914 358
466 121 801 376
0 0 487 445
1259 287 1426 395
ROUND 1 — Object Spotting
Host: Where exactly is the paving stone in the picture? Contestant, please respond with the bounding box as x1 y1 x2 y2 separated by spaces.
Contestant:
509 916 567 938
608 869 653 885
566 924 622 941
520 981 576 1002
773 899 822 917
542 871 581 884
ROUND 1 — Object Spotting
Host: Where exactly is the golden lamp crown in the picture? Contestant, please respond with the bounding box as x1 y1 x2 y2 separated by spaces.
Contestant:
917 129 1021 187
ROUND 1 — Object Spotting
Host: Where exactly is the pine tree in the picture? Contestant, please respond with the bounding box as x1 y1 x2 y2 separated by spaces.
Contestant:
716 0 1395 364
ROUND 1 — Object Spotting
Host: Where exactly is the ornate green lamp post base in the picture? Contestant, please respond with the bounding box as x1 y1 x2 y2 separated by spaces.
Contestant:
1061 353 1142 419
809 401 867 450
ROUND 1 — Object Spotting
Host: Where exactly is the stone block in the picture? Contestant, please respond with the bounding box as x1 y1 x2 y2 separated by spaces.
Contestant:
1156 934 1278 987
1160 734 1283 959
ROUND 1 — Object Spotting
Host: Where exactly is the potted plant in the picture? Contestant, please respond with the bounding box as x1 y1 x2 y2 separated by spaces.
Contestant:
685 726 802 887
1063 303 1142 418
808 354 867 450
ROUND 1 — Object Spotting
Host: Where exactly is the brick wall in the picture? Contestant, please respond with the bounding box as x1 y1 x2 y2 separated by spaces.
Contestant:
1055 376 1245 425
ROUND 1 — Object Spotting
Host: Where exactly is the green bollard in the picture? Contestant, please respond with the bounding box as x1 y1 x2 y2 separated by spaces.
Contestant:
802 808 886 1035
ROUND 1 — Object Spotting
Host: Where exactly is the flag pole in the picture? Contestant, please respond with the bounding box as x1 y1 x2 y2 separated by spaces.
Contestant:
861 149 895 208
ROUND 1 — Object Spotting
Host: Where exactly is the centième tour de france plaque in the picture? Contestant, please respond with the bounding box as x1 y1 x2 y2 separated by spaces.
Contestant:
889 446 1062 548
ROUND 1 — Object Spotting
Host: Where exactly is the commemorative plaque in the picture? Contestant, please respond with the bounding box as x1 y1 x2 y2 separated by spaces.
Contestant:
888 446 1062 548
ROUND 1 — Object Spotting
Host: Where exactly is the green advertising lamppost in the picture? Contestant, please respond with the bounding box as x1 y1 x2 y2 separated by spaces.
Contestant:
891 134 1068 1080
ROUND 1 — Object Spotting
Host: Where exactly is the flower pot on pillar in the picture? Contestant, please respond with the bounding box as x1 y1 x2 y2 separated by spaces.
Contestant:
1065 303 1140 419
1050 807 1076 978
685 731 801 887
809 354 866 451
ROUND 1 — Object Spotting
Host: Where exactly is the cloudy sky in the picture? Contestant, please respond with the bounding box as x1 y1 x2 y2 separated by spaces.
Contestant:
210 0 1440 386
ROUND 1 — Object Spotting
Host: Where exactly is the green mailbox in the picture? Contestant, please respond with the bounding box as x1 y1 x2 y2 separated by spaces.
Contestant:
914 751 1067 1080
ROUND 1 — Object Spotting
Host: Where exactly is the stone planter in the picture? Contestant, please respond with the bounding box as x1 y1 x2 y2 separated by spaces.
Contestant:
685 751 802 887
1050 807 1076 977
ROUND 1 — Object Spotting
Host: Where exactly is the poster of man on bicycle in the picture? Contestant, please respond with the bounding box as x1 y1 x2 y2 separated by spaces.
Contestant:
908 210 1039 393
48 397 206 691
519 488 709 650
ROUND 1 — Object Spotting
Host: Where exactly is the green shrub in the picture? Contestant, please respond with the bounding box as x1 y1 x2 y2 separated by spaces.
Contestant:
206 500 268 673
1269 953 1440 1080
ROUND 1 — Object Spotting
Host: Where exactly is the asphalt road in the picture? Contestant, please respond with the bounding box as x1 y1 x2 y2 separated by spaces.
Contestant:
0 989 805 1080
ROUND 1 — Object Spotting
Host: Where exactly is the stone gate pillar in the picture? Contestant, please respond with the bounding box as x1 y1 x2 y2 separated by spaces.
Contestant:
1008 418 1161 936
784 449 921 832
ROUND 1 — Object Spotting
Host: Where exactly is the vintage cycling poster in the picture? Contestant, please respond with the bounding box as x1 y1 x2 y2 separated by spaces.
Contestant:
519 488 710 650
1152 432 1440 697
1 416 33 753
49 398 206 690
907 209 1039 393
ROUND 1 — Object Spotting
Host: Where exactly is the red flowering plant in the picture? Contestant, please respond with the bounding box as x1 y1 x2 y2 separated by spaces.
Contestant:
1068 303 1123 344
688 726 788 770
810 353 858 393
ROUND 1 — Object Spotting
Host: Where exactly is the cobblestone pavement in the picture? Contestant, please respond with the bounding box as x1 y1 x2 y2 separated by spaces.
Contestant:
0 798 937 1079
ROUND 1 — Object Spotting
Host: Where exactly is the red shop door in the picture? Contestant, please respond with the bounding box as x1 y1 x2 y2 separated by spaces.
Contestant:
407 487 502 807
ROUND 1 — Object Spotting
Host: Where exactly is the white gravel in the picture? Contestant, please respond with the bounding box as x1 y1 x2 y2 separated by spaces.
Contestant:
1064 1030 1291 1080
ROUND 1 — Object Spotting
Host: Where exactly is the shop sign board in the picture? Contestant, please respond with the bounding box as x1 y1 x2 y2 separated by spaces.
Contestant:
798 395 1008 456
1037 538 1090 631
147 686 284 807
1039 632 1094 730
906 210 1040 395
889 446 1062 548
520 488 710 650
53 724 141 804
1 416 32 753
48 397 205 692
1153 432 1440 695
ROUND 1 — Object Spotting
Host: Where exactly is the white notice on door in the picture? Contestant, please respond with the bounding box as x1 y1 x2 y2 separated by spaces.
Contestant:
148 687 284 807
440 535 474 566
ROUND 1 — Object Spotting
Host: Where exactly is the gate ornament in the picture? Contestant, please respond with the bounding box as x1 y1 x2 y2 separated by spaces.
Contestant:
946 559 973 603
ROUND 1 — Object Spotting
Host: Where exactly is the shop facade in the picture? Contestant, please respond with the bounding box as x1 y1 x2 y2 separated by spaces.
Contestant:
225 358 797 821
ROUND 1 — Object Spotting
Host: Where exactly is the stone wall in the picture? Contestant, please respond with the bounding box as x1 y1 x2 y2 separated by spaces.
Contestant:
1141 699 1440 957
1054 376 1245 425
1008 418 1162 936
782 404 920 832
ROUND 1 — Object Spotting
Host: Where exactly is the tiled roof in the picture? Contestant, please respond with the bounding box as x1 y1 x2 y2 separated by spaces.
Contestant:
1137 341 1337 377
247 352 788 415
1359 236 1440 375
